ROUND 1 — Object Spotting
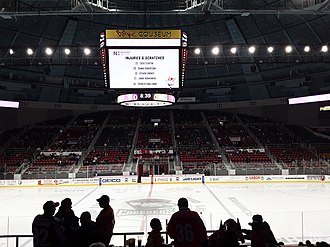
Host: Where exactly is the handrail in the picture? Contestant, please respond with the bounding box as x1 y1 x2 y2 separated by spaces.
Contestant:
0 233 147 247
0 230 218 247
0 232 148 247
113 232 145 246
0 232 152 247
0 235 32 247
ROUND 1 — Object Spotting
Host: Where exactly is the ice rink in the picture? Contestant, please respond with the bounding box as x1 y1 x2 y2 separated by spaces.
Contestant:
0 182 330 246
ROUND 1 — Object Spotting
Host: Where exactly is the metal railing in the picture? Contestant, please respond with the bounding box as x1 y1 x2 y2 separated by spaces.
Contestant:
0 230 219 247
0 235 32 247
0 232 147 247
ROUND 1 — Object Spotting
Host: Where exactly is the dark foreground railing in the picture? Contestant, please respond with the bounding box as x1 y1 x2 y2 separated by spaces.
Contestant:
0 232 153 247
0 231 218 247
0 235 32 247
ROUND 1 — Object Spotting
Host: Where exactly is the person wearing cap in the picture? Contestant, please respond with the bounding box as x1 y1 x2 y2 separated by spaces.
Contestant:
32 200 66 247
95 195 115 246
242 214 278 247
167 198 209 247
55 197 79 243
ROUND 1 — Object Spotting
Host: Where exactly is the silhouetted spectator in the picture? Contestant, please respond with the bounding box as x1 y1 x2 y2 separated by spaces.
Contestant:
306 240 315 247
89 243 106 247
209 218 244 247
95 195 115 246
298 242 305 246
32 201 66 247
318 242 330 247
55 198 79 245
167 197 209 247
75 211 97 247
146 218 166 247
242 214 278 247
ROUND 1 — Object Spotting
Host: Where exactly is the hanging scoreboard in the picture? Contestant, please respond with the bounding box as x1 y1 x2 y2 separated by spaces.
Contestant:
100 30 188 90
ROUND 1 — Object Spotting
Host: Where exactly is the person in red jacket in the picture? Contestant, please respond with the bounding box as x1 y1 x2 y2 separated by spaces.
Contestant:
95 195 115 246
167 198 209 247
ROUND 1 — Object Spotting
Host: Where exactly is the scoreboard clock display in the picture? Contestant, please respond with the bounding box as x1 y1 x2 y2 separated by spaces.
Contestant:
117 93 175 107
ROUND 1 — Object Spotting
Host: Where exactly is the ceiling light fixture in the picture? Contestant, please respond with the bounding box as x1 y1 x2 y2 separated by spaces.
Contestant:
64 48 71 55
267 46 274 53
248 46 256 54
321 45 328 53
212 47 219 55
45 48 53 56
285 46 293 53
194 48 201 55
84 48 91 55
27 48 33 55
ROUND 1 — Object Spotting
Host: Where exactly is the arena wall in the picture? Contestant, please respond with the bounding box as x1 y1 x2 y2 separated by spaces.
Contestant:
0 174 328 188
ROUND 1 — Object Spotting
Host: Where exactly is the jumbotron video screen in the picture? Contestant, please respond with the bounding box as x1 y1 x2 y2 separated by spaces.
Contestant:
99 30 188 91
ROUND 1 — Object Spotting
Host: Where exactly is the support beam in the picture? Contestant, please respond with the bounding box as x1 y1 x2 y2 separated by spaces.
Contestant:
202 0 223 11
316 0 330 11
186 0 204 10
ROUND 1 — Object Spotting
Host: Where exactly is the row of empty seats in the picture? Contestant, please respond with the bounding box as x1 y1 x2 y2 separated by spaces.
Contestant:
226 150 271 163
268 146 318 164
0 111 329 175
84 150 129 165
213 125 258 147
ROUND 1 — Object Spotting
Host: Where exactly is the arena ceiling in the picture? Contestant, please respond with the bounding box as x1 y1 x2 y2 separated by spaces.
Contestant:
0 0 330 105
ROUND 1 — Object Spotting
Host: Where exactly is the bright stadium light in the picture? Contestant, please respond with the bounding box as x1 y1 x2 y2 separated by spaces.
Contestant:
9 49 14 55
194 48 201 55
321 45 328 53
248 46 256 54
212 47 219 55
27 48 33 55
285 45 293 53
289 93 330 105
64 48 71 55
304 46 310 52
45 48 53 56
230 47 237 54
267 46 274 53
0 100 19 109
84 48 91 55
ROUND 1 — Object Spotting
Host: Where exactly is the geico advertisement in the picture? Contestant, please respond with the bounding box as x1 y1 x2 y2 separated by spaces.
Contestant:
100 177 138 184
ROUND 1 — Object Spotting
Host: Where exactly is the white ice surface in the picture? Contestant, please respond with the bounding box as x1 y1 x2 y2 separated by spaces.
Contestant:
0 182 329 246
